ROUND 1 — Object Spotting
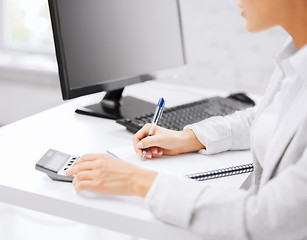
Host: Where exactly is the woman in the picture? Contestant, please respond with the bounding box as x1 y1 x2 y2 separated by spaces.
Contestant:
66 0 307 239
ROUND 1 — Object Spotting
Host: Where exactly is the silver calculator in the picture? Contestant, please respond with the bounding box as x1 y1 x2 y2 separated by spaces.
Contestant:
35 149 79 182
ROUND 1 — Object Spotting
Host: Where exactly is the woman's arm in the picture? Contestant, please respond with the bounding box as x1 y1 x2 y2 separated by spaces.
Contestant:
185 106 257 154
145 147 307 240
132 106 257 159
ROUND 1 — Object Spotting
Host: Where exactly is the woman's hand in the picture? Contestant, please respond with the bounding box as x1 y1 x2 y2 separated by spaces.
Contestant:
133 124 205 159
65 153 157 197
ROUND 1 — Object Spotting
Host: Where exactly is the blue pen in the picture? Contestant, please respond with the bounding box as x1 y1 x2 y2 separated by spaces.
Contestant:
142 97 165 160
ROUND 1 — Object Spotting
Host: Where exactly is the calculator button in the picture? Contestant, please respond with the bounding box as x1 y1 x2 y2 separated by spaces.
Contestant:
64 167 68 171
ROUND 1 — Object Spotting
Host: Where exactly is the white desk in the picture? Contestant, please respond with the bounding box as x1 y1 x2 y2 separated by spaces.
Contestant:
0 81 252 240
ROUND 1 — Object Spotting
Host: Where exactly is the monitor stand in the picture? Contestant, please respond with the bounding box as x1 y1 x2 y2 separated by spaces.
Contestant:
75 88 156 120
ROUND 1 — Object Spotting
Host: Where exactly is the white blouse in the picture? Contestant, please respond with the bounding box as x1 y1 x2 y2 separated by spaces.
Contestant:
251 40 304 166
144 38 307 239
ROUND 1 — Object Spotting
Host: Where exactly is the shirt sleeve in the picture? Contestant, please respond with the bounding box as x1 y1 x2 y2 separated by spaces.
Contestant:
144 147 307 240
184 106 257 154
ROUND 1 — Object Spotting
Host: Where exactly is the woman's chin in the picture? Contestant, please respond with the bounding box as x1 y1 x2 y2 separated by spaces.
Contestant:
245 22 275 33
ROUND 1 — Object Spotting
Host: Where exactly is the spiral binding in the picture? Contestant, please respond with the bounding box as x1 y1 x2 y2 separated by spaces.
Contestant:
185 163 254 181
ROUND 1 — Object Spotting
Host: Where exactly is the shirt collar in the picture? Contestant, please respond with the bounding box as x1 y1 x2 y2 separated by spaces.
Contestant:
275 37 298 63
276 37 307 83
288 42 307 84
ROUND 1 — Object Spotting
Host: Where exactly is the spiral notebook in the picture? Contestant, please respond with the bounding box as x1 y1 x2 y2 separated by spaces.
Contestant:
107 146 253 182
185 163 253 181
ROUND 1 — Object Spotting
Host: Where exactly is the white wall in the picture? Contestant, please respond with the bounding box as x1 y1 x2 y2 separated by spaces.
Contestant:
0 0 288 125
0 70 62 125
178 0 288 93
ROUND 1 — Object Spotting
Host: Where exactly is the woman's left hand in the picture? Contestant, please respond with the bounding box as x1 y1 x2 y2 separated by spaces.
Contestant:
65 153 157 197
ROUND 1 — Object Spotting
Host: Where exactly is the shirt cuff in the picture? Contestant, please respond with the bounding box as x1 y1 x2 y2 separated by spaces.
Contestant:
184 117 232 154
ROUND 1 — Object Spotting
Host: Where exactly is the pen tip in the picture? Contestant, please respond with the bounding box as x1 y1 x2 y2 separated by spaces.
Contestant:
157 97 165 107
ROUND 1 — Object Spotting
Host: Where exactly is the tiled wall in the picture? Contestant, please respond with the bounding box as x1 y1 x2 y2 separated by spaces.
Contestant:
177 0 288 94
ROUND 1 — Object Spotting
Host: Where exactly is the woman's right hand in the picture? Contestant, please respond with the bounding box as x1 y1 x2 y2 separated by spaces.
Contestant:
132 124 205 159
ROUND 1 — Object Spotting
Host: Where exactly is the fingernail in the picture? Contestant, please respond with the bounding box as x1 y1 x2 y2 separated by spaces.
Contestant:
152 149 158 154
146 154 152 159
158 151 163 156
136 142 144 148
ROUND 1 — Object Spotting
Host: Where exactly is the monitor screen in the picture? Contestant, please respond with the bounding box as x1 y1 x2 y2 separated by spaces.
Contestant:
49 0 185 119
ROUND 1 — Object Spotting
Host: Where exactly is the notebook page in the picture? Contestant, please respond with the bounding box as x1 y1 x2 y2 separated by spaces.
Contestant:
107 146 252 176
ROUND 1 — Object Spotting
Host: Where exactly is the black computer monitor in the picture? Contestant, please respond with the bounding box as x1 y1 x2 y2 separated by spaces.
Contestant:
49 0 186 120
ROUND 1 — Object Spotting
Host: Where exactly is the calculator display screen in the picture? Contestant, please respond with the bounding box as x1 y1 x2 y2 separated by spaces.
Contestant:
45 154 68 172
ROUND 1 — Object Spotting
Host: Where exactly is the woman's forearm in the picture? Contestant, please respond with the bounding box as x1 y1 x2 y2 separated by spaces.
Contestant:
131 169 158 197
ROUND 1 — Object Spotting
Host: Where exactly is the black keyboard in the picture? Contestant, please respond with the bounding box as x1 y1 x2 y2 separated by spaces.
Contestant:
116 93 255 133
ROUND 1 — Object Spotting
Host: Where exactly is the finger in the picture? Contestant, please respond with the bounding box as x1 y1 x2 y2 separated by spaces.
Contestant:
151 148 164 158
133 124 154 156
73 170 93 183
144 150 152 159
73 154 101 166
74 180 95 193
150 147 158 155
146 148 164 159
139 135 161 149
133 140 143 158
136 149 143 158
133 124 151 152
134 123 152 141
158 149 163 156
65 161 95 176
81 154 102 161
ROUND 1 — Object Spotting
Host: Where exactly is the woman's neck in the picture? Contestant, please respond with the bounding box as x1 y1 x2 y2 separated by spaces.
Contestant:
282 4 307 49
